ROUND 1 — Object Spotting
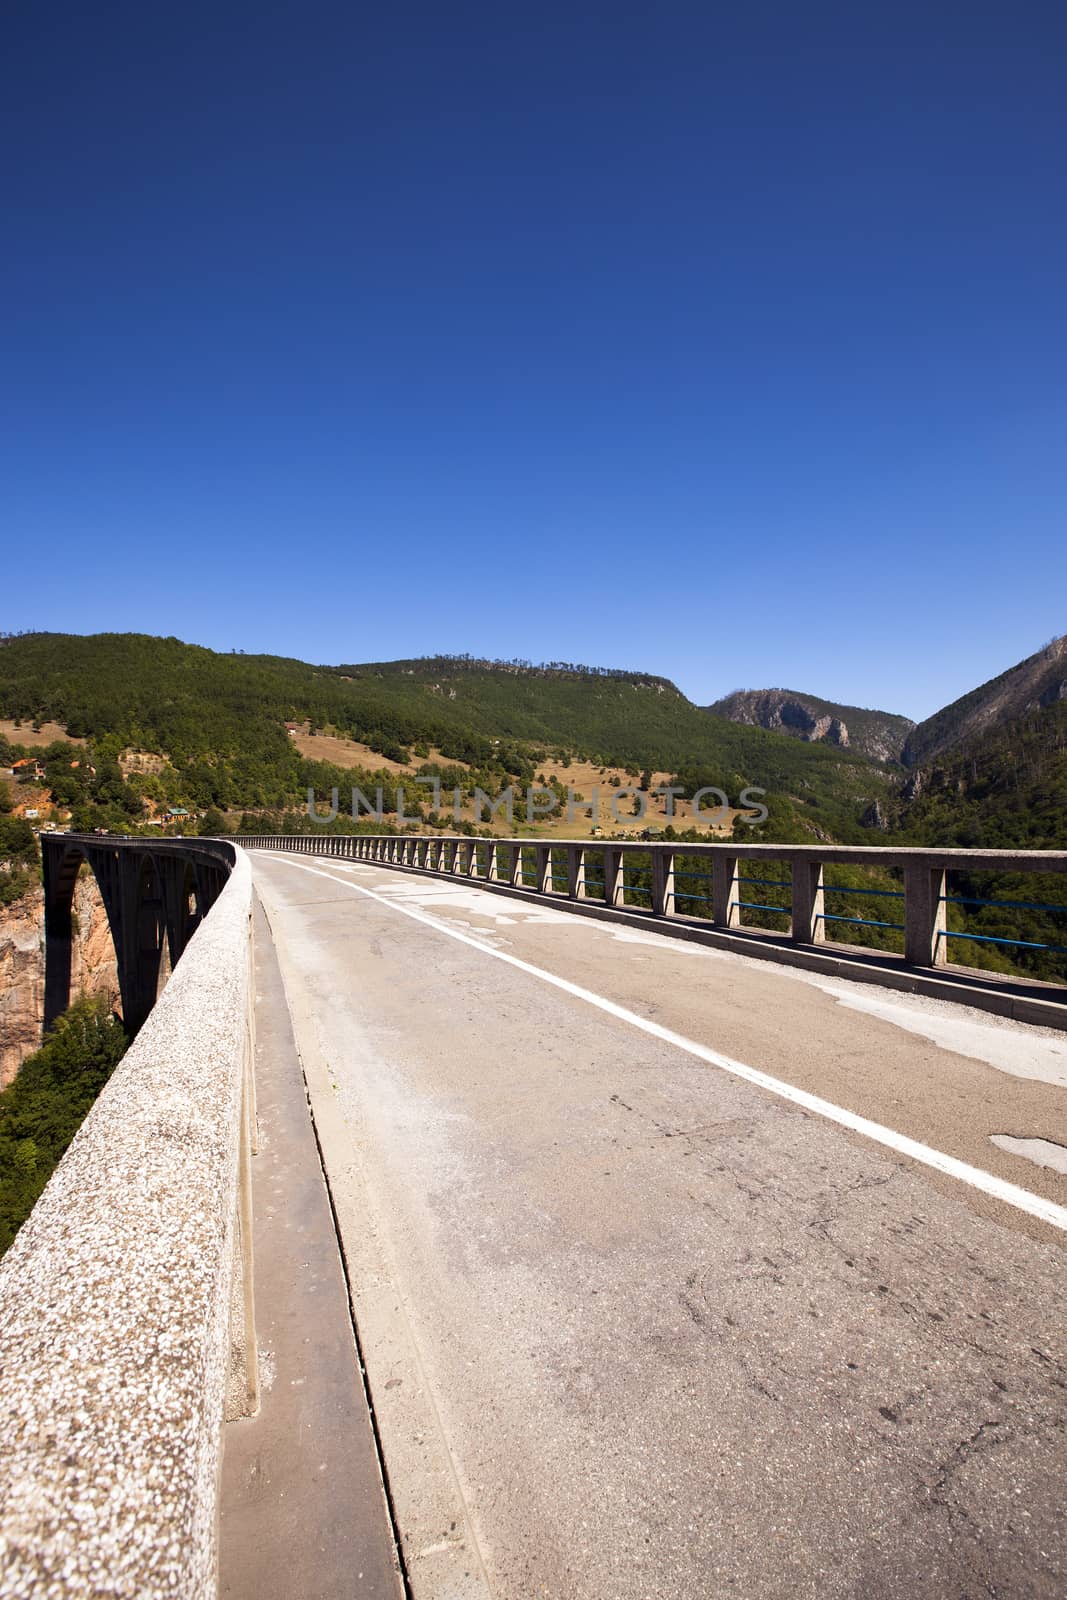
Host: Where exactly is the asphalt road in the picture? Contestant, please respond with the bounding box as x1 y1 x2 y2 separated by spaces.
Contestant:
251 851 1067 1600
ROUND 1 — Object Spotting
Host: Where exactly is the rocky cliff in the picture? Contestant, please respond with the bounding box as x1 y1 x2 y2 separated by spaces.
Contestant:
0 873 119 1087
705 688 913 764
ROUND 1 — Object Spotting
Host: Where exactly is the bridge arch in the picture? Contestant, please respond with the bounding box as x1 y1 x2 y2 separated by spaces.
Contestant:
42 834 237 1038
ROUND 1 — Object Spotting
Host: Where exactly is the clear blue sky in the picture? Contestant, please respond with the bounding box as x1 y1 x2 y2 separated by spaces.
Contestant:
3 2 1064 720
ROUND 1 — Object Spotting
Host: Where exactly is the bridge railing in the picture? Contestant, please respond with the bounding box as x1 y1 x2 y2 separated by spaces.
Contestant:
0 840 256 1599
236 833 1067 999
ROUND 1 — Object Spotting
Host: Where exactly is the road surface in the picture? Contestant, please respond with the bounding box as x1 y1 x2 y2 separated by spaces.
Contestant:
251 850 1067 1600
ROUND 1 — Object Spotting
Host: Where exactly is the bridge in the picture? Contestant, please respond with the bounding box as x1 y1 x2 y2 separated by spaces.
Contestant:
1 833 1066 1598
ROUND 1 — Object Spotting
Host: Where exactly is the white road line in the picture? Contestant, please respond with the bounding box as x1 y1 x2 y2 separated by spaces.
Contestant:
266 855 1067 1235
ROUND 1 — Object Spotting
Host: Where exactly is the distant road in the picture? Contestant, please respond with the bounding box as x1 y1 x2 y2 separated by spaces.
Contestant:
253 850 1067 1600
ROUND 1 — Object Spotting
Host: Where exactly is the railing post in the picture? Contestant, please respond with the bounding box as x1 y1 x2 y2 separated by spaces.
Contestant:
509 843 524 888
534 845 551 895
487 842 498 882
791 860 825 944
567 845 585 900
905 862 948 967
651 849 675 918
712 852 740 928
603 847 624 908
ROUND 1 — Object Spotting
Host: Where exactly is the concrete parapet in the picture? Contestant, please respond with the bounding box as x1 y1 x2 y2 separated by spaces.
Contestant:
0 846 255 1599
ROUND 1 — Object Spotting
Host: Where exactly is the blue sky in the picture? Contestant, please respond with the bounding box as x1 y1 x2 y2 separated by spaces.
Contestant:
3 2 1064 720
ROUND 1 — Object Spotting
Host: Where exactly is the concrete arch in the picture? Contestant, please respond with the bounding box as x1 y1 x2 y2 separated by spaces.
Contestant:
42 835 238 1039
43 841 125 1034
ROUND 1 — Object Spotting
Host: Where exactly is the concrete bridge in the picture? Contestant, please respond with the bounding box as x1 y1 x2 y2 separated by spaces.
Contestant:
41 833 234 1034
1 834 1066 1598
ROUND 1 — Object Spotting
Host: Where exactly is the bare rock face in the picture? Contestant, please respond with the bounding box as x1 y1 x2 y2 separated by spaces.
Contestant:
0 889 45 1088
0 874 120 1087
704 688 910 763
861 799 890 830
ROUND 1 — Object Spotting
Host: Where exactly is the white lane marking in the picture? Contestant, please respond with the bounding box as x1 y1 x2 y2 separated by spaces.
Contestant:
266 855 1067 1235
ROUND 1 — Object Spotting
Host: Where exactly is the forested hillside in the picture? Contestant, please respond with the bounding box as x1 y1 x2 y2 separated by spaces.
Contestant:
902 634 1067 767
895 699 1067 851
0 634 890 841
0 631 1064 861
0 630 1064 983
705 687 913 764
0 998 128 1255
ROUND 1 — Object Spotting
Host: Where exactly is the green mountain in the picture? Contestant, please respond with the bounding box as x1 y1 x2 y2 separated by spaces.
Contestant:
895 698 1067 852
0 634 889 841
1 631 1063 983
1 631 1064 859
705 687 913 764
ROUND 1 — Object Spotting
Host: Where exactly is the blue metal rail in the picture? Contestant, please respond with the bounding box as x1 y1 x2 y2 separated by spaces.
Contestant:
817 913 904 932
942 893 1067 914
824 884 904 900
939 929 1067 956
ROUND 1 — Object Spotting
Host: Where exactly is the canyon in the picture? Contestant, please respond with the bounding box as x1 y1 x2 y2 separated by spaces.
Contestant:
0 872 119 1086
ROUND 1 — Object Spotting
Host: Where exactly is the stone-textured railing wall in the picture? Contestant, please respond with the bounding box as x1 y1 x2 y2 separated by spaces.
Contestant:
0 844 256 1599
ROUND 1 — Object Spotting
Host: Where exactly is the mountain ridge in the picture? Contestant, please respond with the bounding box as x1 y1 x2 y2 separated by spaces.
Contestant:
901 634 1067 768
0 630 1064 855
